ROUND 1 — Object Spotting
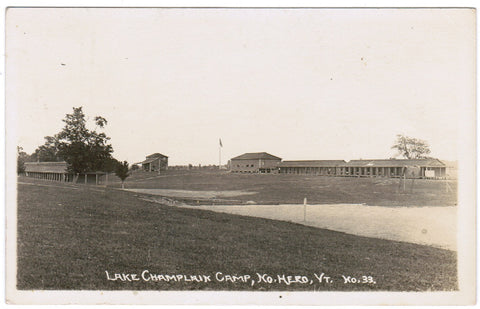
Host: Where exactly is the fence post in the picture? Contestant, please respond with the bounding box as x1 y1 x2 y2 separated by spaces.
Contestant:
303 197 307 222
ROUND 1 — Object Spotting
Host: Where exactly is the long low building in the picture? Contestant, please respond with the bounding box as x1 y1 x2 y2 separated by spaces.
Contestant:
278 160 346 175
230 152 447 179
279 158 447 178
24 161 106 184
24 161 72 181
341 159 447 178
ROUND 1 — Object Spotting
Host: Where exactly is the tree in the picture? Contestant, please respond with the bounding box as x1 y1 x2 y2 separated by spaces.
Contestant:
17 146 28 174
103 157 120 174
31 136 62 162
115 160 130 189
391 134 431 159
55 107 113 174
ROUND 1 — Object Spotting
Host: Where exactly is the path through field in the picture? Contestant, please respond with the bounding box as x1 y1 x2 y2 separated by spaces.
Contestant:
125 188 256 198
181 203 457 251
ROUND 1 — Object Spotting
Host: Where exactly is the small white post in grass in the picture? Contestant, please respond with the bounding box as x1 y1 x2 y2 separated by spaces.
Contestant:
445 180 453 193
303 197 307 223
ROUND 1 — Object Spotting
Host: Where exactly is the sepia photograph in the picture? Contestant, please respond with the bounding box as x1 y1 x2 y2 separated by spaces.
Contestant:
5 6 476 305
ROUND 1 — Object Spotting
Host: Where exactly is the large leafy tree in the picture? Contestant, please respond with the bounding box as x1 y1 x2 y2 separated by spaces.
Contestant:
54 107 113 174
391 134 431 159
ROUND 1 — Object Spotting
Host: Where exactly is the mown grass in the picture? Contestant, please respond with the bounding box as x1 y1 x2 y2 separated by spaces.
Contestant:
112 170 457 206
17 178 457 291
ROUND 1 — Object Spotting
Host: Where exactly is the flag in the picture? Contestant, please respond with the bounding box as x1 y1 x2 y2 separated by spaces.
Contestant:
219 138 223 147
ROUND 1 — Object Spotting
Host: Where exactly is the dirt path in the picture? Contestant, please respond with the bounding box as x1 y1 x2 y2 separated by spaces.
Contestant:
124 188 257 198
181 203 457 251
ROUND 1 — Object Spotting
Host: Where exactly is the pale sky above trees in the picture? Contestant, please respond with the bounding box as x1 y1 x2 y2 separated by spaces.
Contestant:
7 8 475 165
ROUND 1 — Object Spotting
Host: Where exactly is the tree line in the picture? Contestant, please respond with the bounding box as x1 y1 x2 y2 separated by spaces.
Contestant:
18 107 130 186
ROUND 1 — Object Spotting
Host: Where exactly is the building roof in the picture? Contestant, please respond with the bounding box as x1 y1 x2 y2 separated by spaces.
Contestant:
278 160 346 168
146 153 168 159
24 161 68 173
343 159 446 167
231 152 282 161
140 157 165 164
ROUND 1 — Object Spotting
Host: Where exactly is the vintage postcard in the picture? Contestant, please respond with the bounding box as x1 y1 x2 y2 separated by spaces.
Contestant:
5 7 476 305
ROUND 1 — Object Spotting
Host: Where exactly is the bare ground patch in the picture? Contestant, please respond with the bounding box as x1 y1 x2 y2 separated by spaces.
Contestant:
124 188 257 199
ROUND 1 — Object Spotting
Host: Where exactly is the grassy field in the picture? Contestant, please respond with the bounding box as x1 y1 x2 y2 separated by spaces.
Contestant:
109 170 457 206
17 177 457 291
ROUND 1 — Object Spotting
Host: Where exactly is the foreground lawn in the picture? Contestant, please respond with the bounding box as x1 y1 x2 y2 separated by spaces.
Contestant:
17 179 457 291
112 170 457 206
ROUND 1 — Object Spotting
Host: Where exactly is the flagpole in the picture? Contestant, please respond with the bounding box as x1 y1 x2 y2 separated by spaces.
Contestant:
219 138 222 169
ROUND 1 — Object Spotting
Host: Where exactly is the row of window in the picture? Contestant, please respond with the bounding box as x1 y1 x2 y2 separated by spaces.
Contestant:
236 164 255 167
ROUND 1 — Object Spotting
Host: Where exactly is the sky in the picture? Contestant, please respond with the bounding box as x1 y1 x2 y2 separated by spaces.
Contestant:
6 8 475 165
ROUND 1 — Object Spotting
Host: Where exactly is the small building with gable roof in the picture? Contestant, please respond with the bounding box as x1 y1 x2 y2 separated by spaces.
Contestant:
139 153 168 172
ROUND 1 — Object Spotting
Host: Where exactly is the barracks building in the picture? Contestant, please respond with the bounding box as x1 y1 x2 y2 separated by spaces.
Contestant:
230 152 447 179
